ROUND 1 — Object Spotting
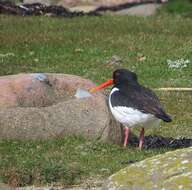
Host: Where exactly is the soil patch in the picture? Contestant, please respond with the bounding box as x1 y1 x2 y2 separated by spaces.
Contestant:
128 134 192 149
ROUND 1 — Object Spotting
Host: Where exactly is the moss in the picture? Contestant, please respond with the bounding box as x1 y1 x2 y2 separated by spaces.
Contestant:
111 147 192 189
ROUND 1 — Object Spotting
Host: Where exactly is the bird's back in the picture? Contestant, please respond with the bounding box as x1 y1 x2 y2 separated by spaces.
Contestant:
110 84 172 122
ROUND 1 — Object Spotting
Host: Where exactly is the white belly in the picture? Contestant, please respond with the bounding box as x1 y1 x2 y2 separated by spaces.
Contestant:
109 88 160 128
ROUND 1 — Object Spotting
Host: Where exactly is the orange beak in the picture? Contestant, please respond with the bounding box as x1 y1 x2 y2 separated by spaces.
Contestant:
89 79 113 93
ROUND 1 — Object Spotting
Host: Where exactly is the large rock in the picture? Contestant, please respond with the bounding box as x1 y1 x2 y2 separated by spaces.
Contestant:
22 0 53 6
103 147 192 189
0 73 122 142
115 3 162 16
21 0 167 14
22 0 167 9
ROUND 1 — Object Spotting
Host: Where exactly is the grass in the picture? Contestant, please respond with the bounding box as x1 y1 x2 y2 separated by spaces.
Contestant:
160 0 192 16
0 137 170 187
0 13 192 187
0 15 192 87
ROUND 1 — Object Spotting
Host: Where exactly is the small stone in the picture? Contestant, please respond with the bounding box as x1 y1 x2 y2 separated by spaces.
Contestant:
75 48 83 53
34 58 39 62
181 160 189 164
106 55 122 66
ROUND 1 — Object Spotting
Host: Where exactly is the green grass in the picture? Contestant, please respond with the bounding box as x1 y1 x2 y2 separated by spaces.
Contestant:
0 14 192 187
0 15 192 87
0 137 170 187
160 0 192 16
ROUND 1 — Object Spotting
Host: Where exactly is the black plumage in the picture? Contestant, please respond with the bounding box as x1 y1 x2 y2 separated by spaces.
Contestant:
110 69 172 122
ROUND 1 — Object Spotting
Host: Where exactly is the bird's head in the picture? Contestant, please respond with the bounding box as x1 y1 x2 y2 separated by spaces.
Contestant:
90 69 138 93
113 69 138 86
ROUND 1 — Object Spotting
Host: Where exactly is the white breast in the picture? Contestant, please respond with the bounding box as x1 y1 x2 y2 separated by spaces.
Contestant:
109 88 160 128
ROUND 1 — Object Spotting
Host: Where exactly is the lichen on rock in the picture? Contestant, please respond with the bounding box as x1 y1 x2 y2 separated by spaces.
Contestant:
103 147 192 190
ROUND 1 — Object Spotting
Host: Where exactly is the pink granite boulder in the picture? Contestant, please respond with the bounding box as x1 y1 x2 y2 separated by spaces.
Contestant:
0 73 122 143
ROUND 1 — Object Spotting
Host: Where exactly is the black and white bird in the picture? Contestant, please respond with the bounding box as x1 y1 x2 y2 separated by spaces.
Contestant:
90 69 172 149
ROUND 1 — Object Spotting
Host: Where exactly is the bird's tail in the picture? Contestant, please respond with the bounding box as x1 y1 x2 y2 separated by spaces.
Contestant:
156 112 172 122
162 114 172 122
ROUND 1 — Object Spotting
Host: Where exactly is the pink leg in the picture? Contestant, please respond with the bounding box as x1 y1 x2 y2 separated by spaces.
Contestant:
139 128 145 150
123 127 130 147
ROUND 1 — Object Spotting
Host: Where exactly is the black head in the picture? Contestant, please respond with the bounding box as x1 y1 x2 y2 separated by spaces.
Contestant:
90 69 138 93
113 69 138 86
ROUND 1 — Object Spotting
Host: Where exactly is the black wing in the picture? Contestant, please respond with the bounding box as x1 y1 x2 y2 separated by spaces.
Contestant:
110 86 172 122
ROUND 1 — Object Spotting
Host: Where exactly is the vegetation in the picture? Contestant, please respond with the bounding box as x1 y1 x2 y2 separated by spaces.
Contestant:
0 11 192 187
0 137 171 187
160 0 192 16
0 15 192 87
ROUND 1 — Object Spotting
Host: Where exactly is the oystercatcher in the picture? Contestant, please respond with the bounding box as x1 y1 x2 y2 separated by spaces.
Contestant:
90 69 172 149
